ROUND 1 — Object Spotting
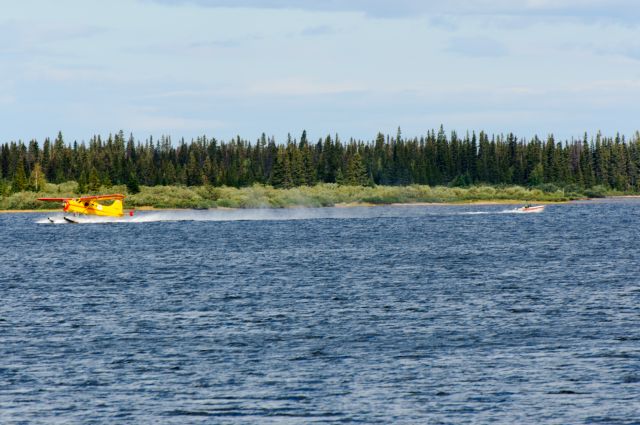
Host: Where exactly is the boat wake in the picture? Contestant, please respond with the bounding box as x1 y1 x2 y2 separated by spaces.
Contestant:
37 208 391 224
458 209 541 215
36 205 547 224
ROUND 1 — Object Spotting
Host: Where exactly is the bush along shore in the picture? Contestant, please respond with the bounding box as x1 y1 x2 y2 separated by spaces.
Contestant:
0 182 613 211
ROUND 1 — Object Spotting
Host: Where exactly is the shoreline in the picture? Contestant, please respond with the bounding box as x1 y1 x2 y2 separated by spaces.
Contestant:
0 199 573 214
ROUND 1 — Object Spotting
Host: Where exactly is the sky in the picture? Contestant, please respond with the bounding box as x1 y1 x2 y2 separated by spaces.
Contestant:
1 0 639 143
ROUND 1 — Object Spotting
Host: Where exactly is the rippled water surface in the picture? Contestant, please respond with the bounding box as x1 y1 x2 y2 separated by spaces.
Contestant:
1 200 640 424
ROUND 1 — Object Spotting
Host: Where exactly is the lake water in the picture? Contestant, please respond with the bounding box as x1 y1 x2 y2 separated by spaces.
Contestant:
1 200 639 424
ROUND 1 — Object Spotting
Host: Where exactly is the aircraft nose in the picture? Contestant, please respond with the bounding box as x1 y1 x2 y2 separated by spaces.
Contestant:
63 201 69 211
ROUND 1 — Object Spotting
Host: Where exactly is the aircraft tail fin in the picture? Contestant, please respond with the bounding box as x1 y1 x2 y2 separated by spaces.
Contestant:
111 199 124 216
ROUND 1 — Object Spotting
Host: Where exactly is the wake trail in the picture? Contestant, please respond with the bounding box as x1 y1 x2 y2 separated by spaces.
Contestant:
36 206 539 224
458 209 526 215
37 208 389 224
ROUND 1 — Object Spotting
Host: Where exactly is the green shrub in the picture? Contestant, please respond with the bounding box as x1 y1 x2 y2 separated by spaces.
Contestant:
538 183 560 193
583 185 608 198
1 182 587 210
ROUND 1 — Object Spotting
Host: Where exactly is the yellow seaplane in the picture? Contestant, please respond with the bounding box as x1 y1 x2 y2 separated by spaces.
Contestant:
37 194 133 223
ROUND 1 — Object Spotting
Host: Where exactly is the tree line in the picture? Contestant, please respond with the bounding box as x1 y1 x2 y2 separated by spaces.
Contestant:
2 127 640 194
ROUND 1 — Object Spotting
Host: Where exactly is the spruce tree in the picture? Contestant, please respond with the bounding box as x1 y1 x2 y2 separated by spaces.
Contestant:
88 167 101 192
345 151 368 186
77 171 88 194
289 147 305 186
271 148 293 188
186 151 203 186
12 160 28 192
529 163 544 186
303 145 317 185
127 171 140 194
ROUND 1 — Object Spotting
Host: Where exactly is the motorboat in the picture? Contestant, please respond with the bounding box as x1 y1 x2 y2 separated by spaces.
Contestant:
516 204 545 213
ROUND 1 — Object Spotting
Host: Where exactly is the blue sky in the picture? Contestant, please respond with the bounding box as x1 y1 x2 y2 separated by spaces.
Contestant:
1 0 639 143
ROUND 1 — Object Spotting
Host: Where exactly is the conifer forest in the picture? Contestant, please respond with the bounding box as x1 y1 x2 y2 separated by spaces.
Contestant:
2 127 640 194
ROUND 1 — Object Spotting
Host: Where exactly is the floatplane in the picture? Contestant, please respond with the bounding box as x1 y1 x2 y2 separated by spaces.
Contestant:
37 194 133 223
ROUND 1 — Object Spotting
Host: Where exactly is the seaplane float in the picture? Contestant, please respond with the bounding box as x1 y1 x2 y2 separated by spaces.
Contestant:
515 204 545 213
37 194 133 223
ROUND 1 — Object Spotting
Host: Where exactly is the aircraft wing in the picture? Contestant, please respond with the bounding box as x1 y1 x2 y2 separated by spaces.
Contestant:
77 194 125 201
37 197 71 202
37 194 125 202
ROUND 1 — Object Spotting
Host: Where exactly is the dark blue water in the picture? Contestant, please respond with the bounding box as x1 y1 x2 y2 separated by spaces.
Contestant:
1 201 640 424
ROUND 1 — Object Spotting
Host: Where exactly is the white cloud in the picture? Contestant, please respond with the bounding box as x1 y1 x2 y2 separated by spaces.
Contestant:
0 21 105 52
2 1 639 141
0 94 15 105
28 65 110 83
299 25 336 37
139 79 365 100
446 36 509 57
147 0 640 23
248 78 365 96
125 113 225 132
